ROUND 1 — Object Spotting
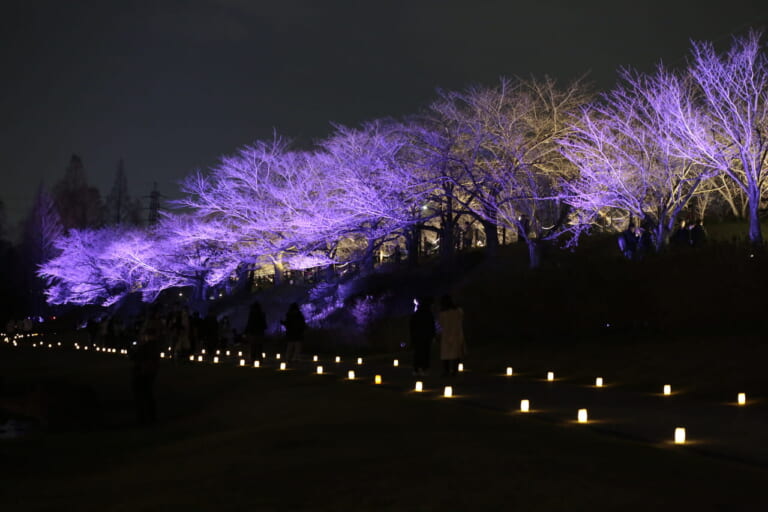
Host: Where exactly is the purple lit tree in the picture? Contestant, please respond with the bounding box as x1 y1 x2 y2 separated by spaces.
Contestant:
561 69 715 251
653 32 768 244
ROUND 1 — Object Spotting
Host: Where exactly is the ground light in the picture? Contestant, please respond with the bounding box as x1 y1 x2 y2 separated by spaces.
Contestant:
520 399 530 412
357 357 363 365
213 356 219 364
160 352 165 359
663 384 671 396
547 372 554 381
202 349 206 354
335 356 341 363
347 370 355 380
313 355 318 362
253 361 260 368
279 362 286 370
595 377 603 387
443 386 453 398
506 367 513 376
458 363 464 372
577 409 588 423
276 353 281 359
316 365 323 374
393 359 399 367
414 381 423 392
197 355 203 362
738 393 746 405
374 375 382 385
674 427 686 444
189 355 195 362
239 359 246 367
225 350 230 356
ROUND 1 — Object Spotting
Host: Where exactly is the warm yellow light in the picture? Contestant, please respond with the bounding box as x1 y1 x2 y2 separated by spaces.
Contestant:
261 352 266 358
313 355 318 362
226 350 231 356
547 372 554 381
213 356 219 364
393 359 399 367
663 384 671 396
276 353 281 359
216 350 220 355
316 365 323 374
347 370 355 380
414 381 423 392
237 351 243 357
506 367 513 376
458 363 464 372
374 374 382 385
595 377 603 387
520 399 530 412
738 393 746 405
674 427 686 444
160 352 165 359
202 349 206 354
279 362 286 370
577 409 588 423
357 357 363 365
253 360 260 368
239 359 246 367
197 355 203 362
335 356 341 363
443 386 453 398
189 355 195 362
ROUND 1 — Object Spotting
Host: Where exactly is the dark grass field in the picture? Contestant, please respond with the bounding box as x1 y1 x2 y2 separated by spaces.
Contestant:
2 346 768 512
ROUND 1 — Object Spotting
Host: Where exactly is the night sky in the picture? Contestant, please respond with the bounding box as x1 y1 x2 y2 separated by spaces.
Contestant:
1 0 766 229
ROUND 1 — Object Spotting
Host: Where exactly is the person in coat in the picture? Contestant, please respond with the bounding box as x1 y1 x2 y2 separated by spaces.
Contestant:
437 294 466 377
282 303 306 362
410 297 436 376
245 301 267 363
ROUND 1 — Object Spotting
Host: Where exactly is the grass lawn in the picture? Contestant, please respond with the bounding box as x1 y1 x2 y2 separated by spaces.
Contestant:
1 346 767 511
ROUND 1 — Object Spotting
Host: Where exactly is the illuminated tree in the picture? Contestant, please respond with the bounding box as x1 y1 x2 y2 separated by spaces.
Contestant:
22 185 64 314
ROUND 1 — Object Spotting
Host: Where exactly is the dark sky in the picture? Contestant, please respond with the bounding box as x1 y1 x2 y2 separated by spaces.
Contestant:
1 0 766 229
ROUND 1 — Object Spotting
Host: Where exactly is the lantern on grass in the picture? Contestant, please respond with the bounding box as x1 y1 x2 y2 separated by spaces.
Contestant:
577 409 588 423
276 353 281 360
738 393 746 405
674 427 686 444
347 370 355 380
458 363 464 372
443 386 453 398
506 367 513 376
279 362 287 371
198 355 203 362
374 375 382 385
335 356 341 363
393 359 399 367
253 360 261 368
520 399 530 412
239 359 246 367
595 377 603 387
313 355 319 362
316 365 323 374
262 352 266 359
357 357 363 365
160 352 165 359
213 356 219 364
216 350 220 355
237 351 243 357
189 355 195 362
202 349 206 354
547 372 554 381
414 381 423 392
225 350 231 356
663 385 671 396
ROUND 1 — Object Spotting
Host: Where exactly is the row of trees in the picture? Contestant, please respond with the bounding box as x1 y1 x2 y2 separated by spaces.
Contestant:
39 32 768 308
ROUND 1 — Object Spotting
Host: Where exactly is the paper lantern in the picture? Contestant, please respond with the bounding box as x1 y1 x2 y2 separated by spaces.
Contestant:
357 357 363 365
458 363 464 372
276 353 281 360
347 370 355 380
335 356 341 363
414 381 423 392
253 360 260 368
506 367 513 376
202 349 206 354
213 356 219 364
547 372 554 381
313 355 318 362
374 375 382 385
674 427 686 444
197 355 203 362
738 393 746 405
261 352 266 358
160 352 165 359
237 351 243 357
279 362 286 370
663 384 671 396
520 399 530 412
595 377 603 387
216 350 220 355
226 350 231 356
393 359 399 367
443 386 453 398
239 359 246 367
189 355 195 362
577 409 588 423
316 365 323 374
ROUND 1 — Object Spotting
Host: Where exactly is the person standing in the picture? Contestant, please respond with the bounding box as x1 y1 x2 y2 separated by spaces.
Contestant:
438 294 466 377
132 308 162 425
282 303 306 362
410 297 435 376
245 301 267 363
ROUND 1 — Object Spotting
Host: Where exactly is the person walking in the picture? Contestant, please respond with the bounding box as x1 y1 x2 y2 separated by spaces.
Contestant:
282 303 306 362
438 294 466 377
245 301 267 363
410 297 435 376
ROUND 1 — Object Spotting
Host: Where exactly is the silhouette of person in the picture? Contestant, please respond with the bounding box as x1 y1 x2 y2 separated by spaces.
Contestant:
245 301 267 363
410 297 436 376
437 294 466 377
282 303 306 362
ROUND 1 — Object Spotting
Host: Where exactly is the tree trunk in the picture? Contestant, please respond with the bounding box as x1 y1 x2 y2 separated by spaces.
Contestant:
481 219 499 256
405 226 420 267
527 240 541 269
748 194 763 245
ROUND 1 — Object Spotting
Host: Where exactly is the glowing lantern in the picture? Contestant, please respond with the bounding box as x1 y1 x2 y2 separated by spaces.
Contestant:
239 359 246 367
506 367 513 376
261 352 266 358
663 384 671 396
48 344 52 348
335 356 341 363
216 350 220 355
738 393 746 405
520 399 530 412
313 355 318 362
276 353 281 360
357 357 363 365
547 372 554 381
595 377 603 387
253 360 260 368
197 356 203 362
458 363 464 372
393 359 399 367
443 386 453 398
189 355 195 362
347 370 355 380
160 352 165 359
374 375 382 385
237 351 243 357
213 356 219 364
316 365 323 374
414 381 423 392
577 409 588 423
279 362 287 371
226 350 231 356
202 349 206 354
674 427 686 444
